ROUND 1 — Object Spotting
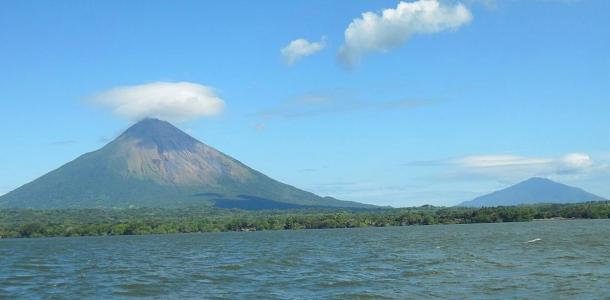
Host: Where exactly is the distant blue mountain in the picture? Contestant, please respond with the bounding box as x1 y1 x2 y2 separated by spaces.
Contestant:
458 177 606 207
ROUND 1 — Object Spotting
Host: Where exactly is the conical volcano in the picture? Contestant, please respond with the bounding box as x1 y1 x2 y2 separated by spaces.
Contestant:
0 119 369 209
458 177 605 207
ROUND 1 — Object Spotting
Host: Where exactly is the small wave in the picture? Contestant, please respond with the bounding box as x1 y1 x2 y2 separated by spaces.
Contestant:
216 264 242 270
526 238 542 243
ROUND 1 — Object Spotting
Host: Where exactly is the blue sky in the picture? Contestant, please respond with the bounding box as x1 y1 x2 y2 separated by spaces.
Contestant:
1 0 609 206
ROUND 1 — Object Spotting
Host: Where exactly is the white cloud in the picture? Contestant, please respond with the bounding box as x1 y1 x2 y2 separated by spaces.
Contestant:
92 81 224 122
558 153 593 174
281 37 326 65
446 153 597 181
561 153 592 168
455 155 552 168
338 0 472 68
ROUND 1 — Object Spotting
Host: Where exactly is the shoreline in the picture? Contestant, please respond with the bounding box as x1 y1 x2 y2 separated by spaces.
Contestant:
1 215 607 240
2 201 608 239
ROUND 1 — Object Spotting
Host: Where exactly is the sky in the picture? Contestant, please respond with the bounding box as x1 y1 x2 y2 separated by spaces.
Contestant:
1 0 609 207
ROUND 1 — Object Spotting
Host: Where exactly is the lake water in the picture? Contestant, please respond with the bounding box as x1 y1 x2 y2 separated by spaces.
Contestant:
1 220 609 299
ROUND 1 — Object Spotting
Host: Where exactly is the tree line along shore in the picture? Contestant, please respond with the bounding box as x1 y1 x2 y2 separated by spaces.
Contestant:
1 201 609 238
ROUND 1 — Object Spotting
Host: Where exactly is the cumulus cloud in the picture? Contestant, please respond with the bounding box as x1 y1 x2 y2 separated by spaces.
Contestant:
92 81 224 122
558 153 593 174
281 37 326 65
338 0 472 68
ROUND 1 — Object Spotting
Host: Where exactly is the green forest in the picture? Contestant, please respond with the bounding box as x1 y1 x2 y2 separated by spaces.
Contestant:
1 201 609 238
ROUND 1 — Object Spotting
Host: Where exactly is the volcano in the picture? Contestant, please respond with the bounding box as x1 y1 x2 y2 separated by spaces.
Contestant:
458 177 605 207
0 118 369 209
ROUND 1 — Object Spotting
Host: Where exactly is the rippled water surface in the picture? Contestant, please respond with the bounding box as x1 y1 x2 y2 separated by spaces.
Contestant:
1 220 609 299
